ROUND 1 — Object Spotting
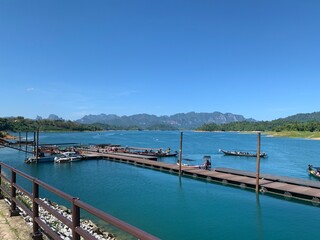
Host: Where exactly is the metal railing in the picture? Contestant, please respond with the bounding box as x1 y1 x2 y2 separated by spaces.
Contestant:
0 161 159 240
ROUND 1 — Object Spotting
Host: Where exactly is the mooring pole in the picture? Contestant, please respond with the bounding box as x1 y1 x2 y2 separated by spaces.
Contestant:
19 132 21 149
255 132 261 193
33 131 36 157
25 132 28 156
36 129 39 162
179 132 183 177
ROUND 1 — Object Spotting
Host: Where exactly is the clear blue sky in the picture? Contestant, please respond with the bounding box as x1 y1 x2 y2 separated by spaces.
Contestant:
1 0 319 121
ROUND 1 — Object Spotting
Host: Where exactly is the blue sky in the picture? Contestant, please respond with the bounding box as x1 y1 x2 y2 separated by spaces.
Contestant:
1 0 319 121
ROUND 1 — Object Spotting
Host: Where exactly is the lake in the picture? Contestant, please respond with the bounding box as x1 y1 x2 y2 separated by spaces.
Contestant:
0 131 319 240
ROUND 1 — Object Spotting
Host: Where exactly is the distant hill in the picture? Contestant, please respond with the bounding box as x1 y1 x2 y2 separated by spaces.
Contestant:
47 114 63 120
197 111 320 132
277 111 320 122
76 112 255 129
3 111 320 132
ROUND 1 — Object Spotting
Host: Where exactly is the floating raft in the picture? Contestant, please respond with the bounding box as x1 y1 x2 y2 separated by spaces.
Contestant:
81 151 320 205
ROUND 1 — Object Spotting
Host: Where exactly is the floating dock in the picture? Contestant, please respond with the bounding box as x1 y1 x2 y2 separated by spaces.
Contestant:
81 151 320 205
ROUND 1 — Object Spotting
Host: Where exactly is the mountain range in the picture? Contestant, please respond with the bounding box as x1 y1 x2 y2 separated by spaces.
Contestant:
76 112 255 129
3 111 320 132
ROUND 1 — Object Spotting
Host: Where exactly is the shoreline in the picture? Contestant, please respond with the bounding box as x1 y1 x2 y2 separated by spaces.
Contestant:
195 130 320 140
264 131 320 140
3 129 320 141
0 132 17 140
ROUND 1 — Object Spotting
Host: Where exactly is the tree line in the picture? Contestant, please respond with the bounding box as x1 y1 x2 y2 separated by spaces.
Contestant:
0 117 101 132
0 117 178 133
2 116 320 133
197 119 320 132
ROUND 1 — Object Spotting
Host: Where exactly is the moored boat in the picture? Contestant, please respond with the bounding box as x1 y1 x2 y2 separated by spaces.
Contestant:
54 152 84 163
25 151 59 163
137 150 178 157
308 165 320 180
54 155 71 163
94 144 178 158
177 155 212 170
25 155 56 163
219 149 267 158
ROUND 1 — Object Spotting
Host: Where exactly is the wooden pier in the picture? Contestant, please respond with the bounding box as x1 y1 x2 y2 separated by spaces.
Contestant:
82 151 320 205
0 141 34 154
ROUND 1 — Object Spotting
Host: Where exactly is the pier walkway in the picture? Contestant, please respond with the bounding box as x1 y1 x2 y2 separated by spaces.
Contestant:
0 199 33 240
82 151 320 205
0 141 34 154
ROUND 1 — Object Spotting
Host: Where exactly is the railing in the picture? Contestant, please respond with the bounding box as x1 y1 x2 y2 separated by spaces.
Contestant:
0 161 159 240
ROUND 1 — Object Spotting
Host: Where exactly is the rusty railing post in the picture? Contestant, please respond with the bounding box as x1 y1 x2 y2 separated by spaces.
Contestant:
10 169 19 216
32 180 42 239
72 197 80 240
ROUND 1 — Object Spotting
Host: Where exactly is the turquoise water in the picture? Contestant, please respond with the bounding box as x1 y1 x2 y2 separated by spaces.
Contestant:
1 131 319 240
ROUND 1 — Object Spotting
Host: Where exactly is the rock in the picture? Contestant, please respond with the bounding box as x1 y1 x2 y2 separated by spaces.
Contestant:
7 194 116 240
59 206 69 212
93 226 103 235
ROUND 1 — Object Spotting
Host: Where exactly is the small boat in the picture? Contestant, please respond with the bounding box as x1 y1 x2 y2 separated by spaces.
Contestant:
25 155 56 163
308 165 320 180
54 152 83 163
125 147 178 157
97 145 178 158
219 149 267 158
138 151 178 157
54 155 71 163
25 151 57 163
177 155 212 170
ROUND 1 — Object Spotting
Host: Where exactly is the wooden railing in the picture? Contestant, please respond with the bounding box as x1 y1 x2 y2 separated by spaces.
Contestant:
0 161 159 240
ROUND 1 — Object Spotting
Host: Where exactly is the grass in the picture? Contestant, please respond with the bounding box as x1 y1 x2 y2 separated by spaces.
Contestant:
265 131 320 139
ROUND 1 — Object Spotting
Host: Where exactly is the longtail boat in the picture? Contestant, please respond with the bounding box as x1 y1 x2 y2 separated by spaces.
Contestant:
219 149 267 158
308 165 320 180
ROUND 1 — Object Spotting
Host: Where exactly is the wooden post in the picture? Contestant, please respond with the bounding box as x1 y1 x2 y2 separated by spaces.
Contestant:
72 198 81 240
36 129 39 162
10 170 19 216
32 180 42 239
33 131 36 157
25 132 28 155
19 132 21 149
255 132 261 193
179 132 183 177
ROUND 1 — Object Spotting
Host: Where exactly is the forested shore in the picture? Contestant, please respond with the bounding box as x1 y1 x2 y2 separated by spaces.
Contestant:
0 116 176 134
197 120 320 139
2 116 320 139
0 117 101 132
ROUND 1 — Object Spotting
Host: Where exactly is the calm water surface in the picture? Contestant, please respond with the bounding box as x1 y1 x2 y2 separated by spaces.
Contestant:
0 131 319 240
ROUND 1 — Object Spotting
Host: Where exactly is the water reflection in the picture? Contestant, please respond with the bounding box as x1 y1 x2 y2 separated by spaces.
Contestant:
178 173 182 189
256 193 264 240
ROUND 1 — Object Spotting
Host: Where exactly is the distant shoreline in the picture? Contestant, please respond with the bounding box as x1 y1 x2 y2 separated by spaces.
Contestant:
0 132 17 140
264 131 320 140
3 130 320 141
195 130 320 140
